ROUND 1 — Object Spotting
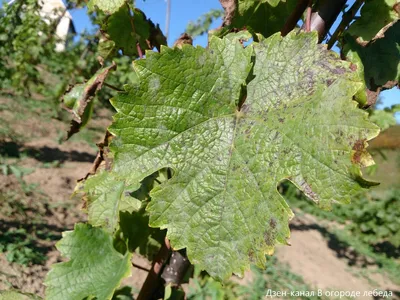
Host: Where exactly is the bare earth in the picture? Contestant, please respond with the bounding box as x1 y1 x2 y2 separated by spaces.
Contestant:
276 212 399 296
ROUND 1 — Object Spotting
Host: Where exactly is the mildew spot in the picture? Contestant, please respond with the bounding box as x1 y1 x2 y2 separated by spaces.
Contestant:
269 218 277 229
198 54 206 66
263 228 277 247
149 77 161 92
300 180 318 201
326 79 334 86
350 63 357 71
351 139 367 165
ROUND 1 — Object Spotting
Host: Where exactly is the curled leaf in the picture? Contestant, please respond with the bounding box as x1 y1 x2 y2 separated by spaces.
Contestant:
62 62 116 139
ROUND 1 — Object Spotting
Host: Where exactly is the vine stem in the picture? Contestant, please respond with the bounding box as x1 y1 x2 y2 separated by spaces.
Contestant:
132 262 151 272
301 0 347 42
327 0 364 49
125 2 144 58
136 42 143 59
103 82 123 92
137 238 172 300
305 0 312 32
281 0 309 36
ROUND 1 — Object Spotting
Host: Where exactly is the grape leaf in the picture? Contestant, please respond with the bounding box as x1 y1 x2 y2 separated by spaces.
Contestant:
88 0 125 14
343 22 400 89
45 223 132 300
118 209 166 260
98 39 117 61
347 0 400 43
0 290 41 300
81 171 141 232
80 167 167 233
104 32 379 279
102 6 166 58
219 0 297 38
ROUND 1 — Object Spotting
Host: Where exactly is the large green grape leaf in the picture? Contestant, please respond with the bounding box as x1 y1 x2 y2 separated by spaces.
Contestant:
347 0 400 43
343 22 400 89
45 223 132 300
219 0 297 38
104 32 379 279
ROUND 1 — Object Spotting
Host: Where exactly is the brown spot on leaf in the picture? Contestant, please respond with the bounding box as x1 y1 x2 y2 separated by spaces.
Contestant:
394 2 400 14
248 249 255 262
351 139 366 164
332 67 346 75
263 229 276 247
300 180 318 201
269 218 277 229
349 63 357 71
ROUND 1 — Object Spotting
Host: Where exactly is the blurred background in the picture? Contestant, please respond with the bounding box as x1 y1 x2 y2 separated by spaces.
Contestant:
0 0 399 299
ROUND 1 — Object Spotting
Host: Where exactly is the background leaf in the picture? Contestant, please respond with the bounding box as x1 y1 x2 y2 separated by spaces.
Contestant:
88 0 125 14
219 0 297 38
45 224 132 300
347 0 400 43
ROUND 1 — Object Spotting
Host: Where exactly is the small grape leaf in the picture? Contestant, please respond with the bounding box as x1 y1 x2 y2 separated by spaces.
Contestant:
0 290 41 300
44 223 131 300
88 0 125 14
98 38 117 61
347 0 400 43
79 167 165 233
82 171 141 232
219 0 297 38
62 63 116 139
102 5 166 58
105 32 379 279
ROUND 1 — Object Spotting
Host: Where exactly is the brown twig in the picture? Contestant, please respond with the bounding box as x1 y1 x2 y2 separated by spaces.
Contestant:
132 262 151 272
137 238 172 300
301 0 347 42
305 0 312 32
281 0 309 36
126 2 144 59
327 0 364 49
136 42 144 58
103 82 124 92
